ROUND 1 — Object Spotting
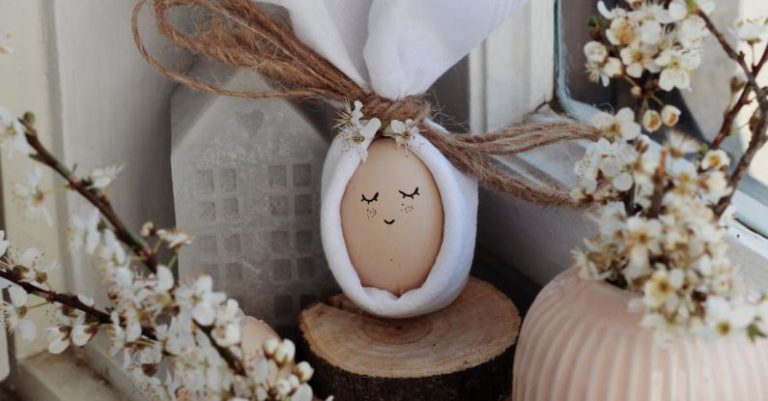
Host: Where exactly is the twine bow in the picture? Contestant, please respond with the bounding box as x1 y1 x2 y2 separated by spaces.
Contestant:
132 0 600 206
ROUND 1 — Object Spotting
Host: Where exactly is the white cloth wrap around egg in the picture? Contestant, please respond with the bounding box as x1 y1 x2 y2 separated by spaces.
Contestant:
321 121 478 317
260 0 528 317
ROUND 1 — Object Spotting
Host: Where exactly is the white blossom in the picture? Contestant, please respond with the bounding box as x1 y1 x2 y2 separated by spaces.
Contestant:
0 106 30 155
88 164 123 190
2 285 36 341
643 269 683 308
294 361 314 383
606 16 639 46
337 100 382 161
175 275 226 326
642 109 662 132
212 299 242 347
701 149 730 170
736 19 767 43
586 56 623 86
70 208 102 254
156 265 174 292
666 130 700 157
706 297 756 337
593 108 641 141
157 228 193 251
71 323 98 346
661 105 682 127
274 339 296 366
12 168 52 225
655 48 701 91
619 42 659 78
383 118 419 150
668 0 713 21
584 41 608 64
678 16 709 48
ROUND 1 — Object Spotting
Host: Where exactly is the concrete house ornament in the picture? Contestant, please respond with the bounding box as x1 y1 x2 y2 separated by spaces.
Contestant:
134 0 598 318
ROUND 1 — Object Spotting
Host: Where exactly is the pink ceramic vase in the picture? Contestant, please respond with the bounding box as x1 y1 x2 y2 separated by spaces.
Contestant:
513 268 768 401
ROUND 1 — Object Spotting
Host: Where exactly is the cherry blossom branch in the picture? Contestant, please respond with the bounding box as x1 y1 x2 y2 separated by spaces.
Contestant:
19 116 247 376
0 269 111 323
698 12 768 106
0 268 169 343
711 40 768 150
712 86 752 150
716 116 768 215
21 118 159 273
698 12 768 216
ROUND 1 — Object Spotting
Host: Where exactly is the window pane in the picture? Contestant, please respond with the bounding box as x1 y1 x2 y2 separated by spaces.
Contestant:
558 0 768 217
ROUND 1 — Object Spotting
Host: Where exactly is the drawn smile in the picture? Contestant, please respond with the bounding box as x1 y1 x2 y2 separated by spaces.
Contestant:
384 219 396 225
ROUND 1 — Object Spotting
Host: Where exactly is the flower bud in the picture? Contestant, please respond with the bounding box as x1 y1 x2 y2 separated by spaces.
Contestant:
642 110 662 132
263 337 279 357
661 105 681 127
274 339 296 365
275 379 291 396
288 374 301 390
295 361 314 382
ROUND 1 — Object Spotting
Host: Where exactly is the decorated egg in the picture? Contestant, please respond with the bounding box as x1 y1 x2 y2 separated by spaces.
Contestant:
340 138 444 295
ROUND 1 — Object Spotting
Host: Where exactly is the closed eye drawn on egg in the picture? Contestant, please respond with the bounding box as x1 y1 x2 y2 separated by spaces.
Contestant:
361 192 379 204
399 187 420 199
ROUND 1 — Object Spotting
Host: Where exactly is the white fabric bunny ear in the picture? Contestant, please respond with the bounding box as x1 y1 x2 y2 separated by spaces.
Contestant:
259 0 528 317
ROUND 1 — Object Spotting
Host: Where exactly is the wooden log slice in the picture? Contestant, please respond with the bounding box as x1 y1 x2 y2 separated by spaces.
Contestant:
298 278 520 401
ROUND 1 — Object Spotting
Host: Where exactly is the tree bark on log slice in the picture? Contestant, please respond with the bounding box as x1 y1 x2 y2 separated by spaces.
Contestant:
298 278 520 401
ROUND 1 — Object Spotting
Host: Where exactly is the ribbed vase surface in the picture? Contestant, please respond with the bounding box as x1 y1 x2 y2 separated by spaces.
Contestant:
513 268 768 401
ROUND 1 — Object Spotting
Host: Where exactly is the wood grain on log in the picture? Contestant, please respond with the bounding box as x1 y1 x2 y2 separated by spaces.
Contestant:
299 278 520 401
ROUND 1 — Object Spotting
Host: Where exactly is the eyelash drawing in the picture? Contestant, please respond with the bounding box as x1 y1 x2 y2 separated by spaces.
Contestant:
361 192 379 204
399 187 420 199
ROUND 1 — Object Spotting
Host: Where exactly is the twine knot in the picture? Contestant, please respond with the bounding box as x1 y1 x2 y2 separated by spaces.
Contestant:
134 0 601 207
360 94 432 124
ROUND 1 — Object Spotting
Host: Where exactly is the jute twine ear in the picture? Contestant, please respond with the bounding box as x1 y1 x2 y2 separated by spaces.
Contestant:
132 0 601 206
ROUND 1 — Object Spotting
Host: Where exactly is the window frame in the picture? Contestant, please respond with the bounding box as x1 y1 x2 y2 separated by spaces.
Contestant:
472 0 768 290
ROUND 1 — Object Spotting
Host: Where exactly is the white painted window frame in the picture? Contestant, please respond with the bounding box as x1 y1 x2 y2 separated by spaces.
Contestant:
471 0 768 291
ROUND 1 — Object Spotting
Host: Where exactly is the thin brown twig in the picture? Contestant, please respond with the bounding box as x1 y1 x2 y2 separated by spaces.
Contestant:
698 11 767 107
646 149 667 218
0 270 111 323
711 42 768 150
22 123 159 273
699 11 768 216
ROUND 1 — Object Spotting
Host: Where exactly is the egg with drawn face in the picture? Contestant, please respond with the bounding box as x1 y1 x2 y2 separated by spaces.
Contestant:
340 138 444 296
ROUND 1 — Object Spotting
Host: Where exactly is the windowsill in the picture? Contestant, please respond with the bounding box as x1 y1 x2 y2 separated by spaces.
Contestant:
477 108 768 291
9 351 124 401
